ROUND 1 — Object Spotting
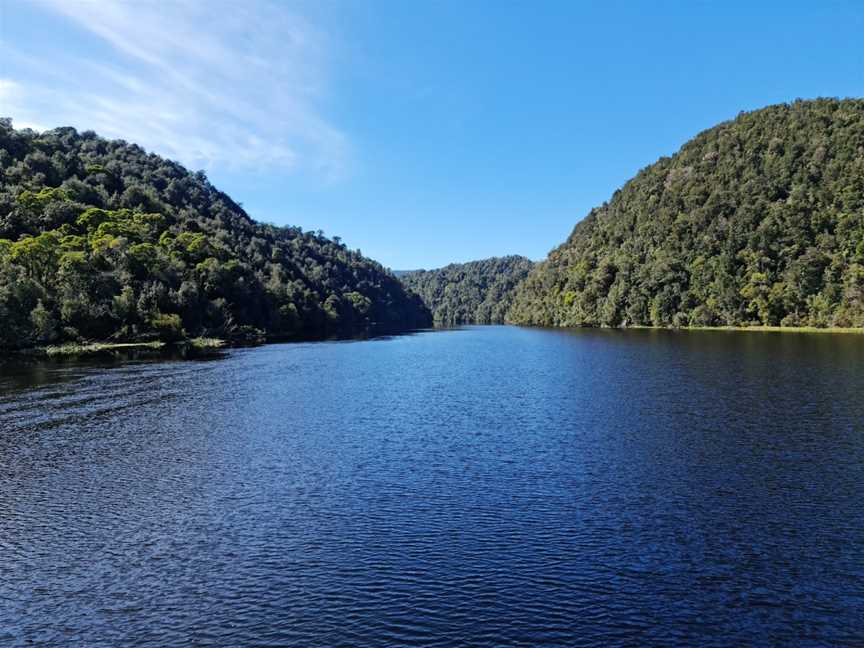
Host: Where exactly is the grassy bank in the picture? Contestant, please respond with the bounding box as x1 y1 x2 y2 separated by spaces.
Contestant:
31 337 227 358
627 325 864 335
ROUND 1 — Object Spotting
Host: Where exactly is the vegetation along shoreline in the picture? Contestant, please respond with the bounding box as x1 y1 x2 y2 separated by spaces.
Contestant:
2 99 863 348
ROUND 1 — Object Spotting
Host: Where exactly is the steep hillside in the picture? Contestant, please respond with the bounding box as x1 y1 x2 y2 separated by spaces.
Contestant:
401 256 534 326
508 99 864 328
0 121 431 349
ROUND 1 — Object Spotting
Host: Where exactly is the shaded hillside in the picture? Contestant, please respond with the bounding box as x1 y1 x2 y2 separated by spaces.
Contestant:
401 256 534 326
0 120 431 349
508 99 864 328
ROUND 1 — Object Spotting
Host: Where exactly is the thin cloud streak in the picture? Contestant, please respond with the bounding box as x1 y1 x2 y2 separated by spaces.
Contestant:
1 0 348 178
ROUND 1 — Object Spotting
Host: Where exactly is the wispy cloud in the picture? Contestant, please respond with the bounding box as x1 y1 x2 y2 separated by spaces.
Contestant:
1 0 348 179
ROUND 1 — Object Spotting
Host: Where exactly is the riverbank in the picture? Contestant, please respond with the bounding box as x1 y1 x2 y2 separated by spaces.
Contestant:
3 325 428 359
627 325 864 335
7 324 861 359
16 337 227 359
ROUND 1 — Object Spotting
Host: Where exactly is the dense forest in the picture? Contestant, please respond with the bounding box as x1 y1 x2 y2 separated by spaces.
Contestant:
0 120 431 350
508 99 864 329
400 256 534 326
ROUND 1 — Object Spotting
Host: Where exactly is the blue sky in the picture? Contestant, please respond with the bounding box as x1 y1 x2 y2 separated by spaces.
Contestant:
1 1 862 269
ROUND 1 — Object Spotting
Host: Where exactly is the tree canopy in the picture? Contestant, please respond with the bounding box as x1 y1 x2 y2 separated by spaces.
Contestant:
0 120 430 349
507 99 864 329
401 256 534 326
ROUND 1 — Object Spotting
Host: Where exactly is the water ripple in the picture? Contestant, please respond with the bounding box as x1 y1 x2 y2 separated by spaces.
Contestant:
1 327 864 646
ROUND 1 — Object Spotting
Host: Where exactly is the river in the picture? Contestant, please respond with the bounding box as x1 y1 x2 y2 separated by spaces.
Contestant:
2 326 863 645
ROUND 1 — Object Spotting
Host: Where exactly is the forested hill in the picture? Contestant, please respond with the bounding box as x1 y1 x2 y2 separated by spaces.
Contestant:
507 98 864 329
400 256 534 326
0 121 431 350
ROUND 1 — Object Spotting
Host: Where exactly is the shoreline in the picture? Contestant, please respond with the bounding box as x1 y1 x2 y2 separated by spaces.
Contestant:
624 324 864 335
5 323 862 359
8 337 227 359
505 321 864 335
3 326 432 359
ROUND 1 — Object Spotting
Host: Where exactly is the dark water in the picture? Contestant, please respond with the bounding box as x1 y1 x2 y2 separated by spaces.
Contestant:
2 326 864 646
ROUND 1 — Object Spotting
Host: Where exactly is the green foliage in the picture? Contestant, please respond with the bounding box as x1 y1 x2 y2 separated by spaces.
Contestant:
508 99 864 329
149 312 185 342
401 256 535 326
17 187 68 209
0 121 431 349
30 299 59 344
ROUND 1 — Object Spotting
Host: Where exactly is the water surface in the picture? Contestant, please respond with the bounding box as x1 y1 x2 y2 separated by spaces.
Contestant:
2 326 863 646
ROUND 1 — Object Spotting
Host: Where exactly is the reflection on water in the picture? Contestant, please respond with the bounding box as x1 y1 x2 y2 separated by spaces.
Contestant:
1 326 863 646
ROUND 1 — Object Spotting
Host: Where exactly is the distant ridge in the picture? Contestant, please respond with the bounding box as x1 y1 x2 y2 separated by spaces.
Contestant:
401 256 534 326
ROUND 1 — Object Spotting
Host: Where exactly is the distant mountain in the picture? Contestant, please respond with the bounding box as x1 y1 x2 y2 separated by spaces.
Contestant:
401 256 535 326
0 121 431 349
508 98 864 329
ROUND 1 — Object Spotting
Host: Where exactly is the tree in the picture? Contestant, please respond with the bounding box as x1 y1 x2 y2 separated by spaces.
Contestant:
400 256 535 326
0 119 431 349
508 99 864 330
